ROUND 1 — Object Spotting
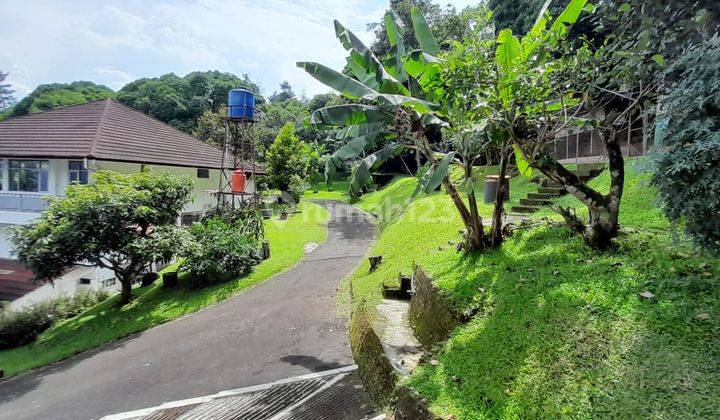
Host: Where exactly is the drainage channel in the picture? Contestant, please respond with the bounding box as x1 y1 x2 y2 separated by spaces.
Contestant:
102 365 380 420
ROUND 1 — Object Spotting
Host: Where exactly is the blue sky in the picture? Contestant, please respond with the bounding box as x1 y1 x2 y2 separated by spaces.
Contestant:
0 0 480 100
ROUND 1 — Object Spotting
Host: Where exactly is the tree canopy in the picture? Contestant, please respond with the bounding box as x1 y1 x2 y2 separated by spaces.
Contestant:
116 70 261 133
265 122 313 200
6 81 113 117
11 170 194 304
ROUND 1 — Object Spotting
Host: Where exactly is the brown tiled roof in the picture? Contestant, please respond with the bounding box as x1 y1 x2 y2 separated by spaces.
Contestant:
0 258 40 301
0 99 265 173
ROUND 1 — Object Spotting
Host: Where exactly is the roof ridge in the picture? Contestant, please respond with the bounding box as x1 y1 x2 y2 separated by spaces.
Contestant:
89 98 113 158
0 98 112 124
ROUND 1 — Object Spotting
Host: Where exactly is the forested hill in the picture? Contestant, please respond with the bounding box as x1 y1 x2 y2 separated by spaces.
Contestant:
0 71 259 132
115 71 260 133
0 70 338 159
4 81 114 118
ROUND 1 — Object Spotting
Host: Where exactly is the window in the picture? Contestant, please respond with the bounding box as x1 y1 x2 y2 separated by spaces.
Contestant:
78 278 91 285
9 160 49 192
181 212 202 226
68 161 89 184
101 278 116 288
197 168 210 179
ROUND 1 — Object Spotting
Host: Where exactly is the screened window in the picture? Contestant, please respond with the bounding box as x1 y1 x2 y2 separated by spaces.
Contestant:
9 160 49 192
181 212 202 226
197 168 210 179
68 161 89 184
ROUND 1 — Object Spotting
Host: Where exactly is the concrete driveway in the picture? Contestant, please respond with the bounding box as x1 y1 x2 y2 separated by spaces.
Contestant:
0 201 374 420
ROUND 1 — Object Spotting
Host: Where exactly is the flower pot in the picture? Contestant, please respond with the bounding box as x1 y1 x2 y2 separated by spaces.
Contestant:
280 211 289 220
163 271 178 288
140 272 159 287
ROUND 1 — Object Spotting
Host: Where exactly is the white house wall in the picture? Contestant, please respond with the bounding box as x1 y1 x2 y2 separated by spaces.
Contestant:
92 160 255 215
9 265 119 310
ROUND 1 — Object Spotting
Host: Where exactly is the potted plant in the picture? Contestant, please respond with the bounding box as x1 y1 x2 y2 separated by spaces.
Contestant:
278 204 291 220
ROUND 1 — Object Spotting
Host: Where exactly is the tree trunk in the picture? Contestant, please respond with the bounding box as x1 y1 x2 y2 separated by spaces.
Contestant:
463 165 485 251
118 274 133 305
417 129 485 251
490 144 511 247
583 128 624 250
514 128 625 250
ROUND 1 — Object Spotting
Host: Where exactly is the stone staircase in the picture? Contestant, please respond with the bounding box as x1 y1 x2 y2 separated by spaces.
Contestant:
511 163 605 214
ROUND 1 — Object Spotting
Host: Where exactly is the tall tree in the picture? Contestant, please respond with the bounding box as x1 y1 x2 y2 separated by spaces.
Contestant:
0 70 15 112
268 81 296 103
193 109 225 148
368 0 484 56
299 7 510 250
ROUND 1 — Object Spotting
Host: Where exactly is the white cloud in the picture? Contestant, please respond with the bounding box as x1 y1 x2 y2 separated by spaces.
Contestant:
0 0 481 99
93 67 135 90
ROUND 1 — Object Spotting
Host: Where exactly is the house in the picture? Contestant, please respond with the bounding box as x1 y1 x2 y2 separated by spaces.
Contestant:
0 98 264 308
549 109 651 164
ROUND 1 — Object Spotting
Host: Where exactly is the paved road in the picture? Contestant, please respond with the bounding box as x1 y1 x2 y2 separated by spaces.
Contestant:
0 201 374 420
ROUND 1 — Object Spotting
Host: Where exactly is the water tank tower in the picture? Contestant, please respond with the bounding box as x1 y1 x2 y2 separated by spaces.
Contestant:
227 89 255 121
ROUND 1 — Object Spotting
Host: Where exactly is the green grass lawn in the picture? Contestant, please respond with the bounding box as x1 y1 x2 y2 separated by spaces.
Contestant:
302 180 351 201
0 202 330 377
346 160 720 418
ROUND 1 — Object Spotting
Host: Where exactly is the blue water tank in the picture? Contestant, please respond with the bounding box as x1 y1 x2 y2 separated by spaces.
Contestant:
228 89 255 120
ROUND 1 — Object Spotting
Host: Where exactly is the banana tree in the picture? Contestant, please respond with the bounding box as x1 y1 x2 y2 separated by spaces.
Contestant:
297 8 491 250
444 0 632 250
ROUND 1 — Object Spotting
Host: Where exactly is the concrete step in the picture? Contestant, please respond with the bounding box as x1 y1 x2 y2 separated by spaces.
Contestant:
570 169 592 178
577 162 605 171
527 192 559 200
538 186 565 195
520 198 552 207
511 205 541 214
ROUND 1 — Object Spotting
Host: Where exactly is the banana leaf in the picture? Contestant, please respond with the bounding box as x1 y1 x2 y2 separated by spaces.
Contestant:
334 20 408 95
410 6 440 55
310 105 392 128
297 62 376 99
349 144 405 197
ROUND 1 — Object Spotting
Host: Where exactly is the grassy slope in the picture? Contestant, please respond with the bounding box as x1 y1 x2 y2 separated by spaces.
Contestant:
347 161 720 418
0 202 330 377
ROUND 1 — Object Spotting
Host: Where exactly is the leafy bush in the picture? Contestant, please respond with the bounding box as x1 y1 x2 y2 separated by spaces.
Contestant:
266 123 312 197
0 290 109 350
653 37 720 253
181 217 263 287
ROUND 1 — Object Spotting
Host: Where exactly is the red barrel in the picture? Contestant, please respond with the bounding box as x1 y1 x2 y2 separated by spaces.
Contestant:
231 170 247 193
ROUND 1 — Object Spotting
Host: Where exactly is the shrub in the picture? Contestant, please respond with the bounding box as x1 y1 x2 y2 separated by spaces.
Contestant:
266 122 312 194
181 217 263 287
653 37 720 253
0 290 109 350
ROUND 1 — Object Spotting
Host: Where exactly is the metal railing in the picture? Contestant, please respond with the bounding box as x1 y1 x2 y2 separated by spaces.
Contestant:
0 193 49 212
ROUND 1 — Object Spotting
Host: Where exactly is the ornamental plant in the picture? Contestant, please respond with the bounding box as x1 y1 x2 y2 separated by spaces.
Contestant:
11 170 194 304
180 217 263 287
